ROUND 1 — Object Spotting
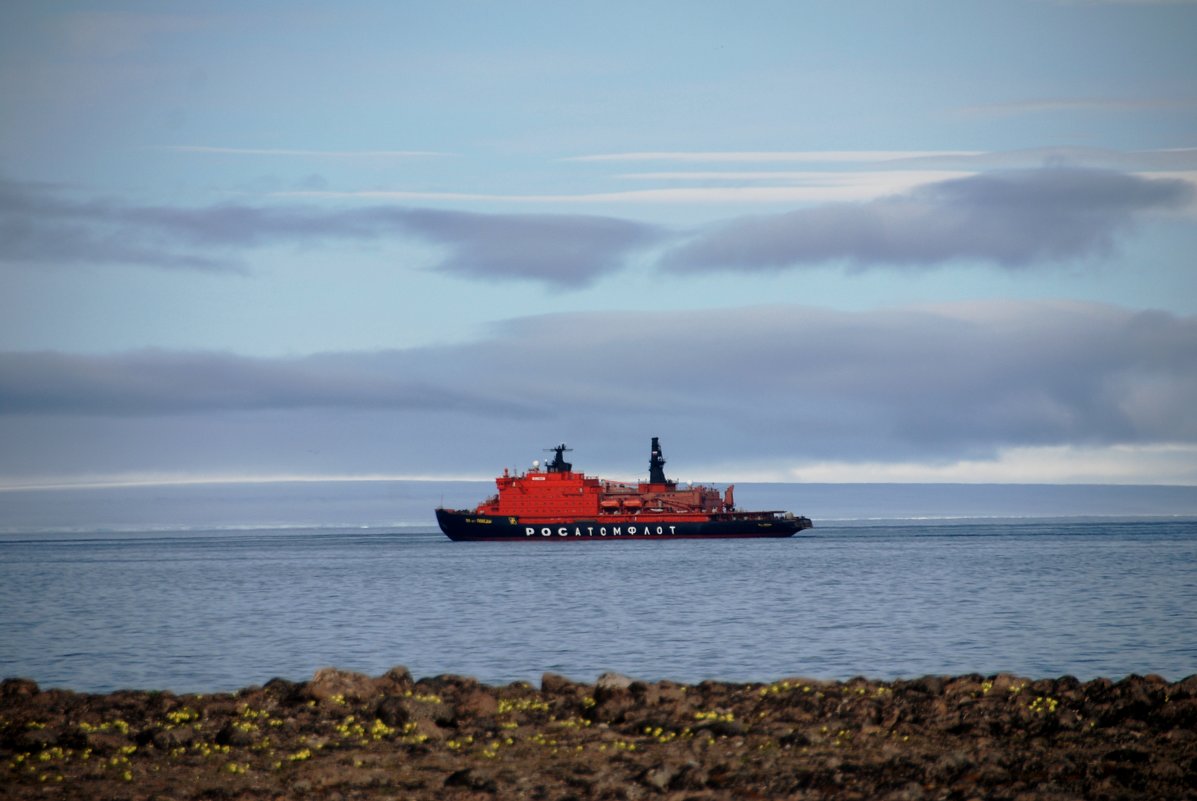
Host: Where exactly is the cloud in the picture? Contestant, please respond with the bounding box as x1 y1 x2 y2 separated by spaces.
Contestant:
4 167 1193 286
0 350 540 418
954 98 1197 118
56 11 210 58
0 180 244 272
661 168 1194 273
0 180 660 287
160 146 449 159
2 301 1195 480
564 150 985 164
1052 0 1197 5
789 444 1197 485
858 147 1197 172
392 208 661 287
567 148 1197 171
279 186 925 204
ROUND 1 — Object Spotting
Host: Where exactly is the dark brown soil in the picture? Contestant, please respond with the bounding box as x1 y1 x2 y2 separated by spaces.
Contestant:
3 668 1195 800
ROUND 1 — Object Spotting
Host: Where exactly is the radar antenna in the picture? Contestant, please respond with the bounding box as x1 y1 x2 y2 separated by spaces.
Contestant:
543 443 573 473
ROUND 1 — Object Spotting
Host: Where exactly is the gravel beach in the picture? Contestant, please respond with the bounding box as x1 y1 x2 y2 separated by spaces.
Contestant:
3 668 1195 800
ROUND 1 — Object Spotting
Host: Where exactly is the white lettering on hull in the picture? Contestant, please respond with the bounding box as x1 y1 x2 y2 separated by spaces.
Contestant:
522 523 680 537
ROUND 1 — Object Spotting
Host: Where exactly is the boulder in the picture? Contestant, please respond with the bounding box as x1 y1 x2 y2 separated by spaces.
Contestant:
304 668 378 704
1 678 39 698
456 688 498 718
540 672 579 695
595 672 634 693
373 666 415 695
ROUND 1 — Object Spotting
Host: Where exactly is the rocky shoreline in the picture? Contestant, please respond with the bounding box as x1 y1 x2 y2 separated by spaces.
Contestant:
3 669 1195 800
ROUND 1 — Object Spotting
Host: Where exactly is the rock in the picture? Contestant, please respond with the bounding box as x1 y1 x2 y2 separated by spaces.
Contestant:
1150 758 1185 782
540 672 578 695
639 759 705 792
214 721 257 747
592 693 636 724
151 725 195 750
595 672 634 694
692 718 745 737
374 695 415 727
3 669 1197 800
415 674 478 696
592 672 638 723
373 691 454 730
1156 698 1197 729
886 781 926 801
15 727 58 751
780 729 811 747
456 689 498 718
444 767 499 792
654 680 687 704
373 665 415 695
925 749 974 782
1 678 39 698
641 763 680 791
1172 674 1197 699
411 717 445 742
1054 674 1082 692
906 675 946 696
262 677 304 705
1102 746 1151 763
305 667 378 704
987 673 1032 695
84 731 131 754
976 761 1012 785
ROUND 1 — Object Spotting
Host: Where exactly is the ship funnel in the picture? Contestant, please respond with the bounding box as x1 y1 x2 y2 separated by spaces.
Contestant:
649 436 669 484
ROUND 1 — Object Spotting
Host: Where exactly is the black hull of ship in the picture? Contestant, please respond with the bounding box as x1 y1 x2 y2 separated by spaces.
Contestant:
435 509 811 542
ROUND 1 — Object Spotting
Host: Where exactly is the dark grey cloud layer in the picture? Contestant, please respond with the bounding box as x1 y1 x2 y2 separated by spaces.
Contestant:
2 302 1194 477
4 167 1189 286
0 180 245 272
0 180 659 287
393 208 660 288
662 168 1193 272
0 350 538 418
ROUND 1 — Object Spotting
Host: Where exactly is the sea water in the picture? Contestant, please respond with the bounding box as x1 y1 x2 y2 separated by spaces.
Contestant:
1 482 1195 693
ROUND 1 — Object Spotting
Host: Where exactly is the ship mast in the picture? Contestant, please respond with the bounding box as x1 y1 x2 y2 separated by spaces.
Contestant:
544 444 573 473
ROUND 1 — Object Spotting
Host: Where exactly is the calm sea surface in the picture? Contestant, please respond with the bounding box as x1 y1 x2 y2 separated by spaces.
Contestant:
1 482 1195 693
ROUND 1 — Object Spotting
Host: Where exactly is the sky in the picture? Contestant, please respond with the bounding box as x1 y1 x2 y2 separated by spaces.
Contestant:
1 0 1196 488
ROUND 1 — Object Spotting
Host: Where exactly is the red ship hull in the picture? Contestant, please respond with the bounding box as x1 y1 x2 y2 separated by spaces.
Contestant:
435 438 813 542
